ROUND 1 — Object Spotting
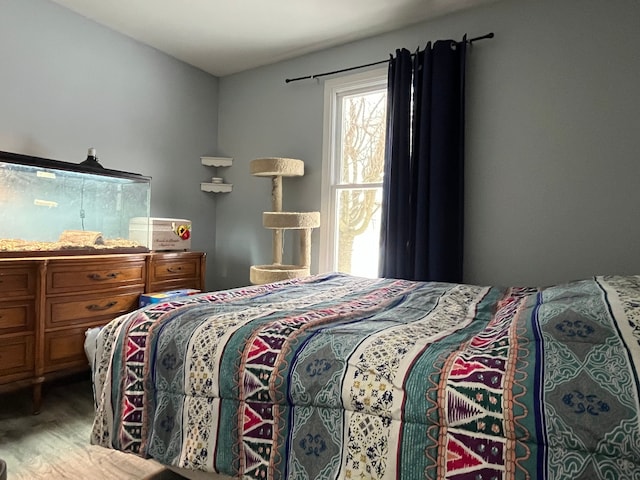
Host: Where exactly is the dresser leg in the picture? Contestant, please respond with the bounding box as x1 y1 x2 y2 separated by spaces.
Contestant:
32 377 44 415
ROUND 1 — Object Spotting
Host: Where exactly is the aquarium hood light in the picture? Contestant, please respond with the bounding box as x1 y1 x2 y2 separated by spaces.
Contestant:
0 149 151 182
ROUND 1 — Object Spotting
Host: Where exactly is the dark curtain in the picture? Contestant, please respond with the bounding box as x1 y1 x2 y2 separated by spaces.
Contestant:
379 40 466 282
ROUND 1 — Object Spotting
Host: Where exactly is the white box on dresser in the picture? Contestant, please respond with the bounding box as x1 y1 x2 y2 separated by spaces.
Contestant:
129 217 192 251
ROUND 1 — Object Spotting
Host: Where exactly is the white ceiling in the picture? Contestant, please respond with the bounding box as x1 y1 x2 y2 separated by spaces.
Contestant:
49 0 493 77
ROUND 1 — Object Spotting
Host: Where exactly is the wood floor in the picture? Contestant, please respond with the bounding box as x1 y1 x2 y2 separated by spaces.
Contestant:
0 374 173 479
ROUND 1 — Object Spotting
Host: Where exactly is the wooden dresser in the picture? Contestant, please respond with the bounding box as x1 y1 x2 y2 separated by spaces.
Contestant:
0 251 205 413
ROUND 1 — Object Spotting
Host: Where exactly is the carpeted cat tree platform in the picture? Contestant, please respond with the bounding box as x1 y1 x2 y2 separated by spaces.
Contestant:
249 157 320 285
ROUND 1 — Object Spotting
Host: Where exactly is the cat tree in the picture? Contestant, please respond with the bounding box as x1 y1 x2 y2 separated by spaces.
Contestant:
249 157 320 285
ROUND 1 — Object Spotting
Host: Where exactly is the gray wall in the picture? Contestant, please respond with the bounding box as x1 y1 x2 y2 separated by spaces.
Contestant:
0 0 220 288
216 0 640 289
3 0 639 290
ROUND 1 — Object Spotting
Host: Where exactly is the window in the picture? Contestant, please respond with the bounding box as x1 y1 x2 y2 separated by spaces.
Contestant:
320 68 387 277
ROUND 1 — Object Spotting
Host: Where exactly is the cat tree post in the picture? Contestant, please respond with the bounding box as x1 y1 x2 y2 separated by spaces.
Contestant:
271 175 283 265
300 228 312 268
249 157 320 285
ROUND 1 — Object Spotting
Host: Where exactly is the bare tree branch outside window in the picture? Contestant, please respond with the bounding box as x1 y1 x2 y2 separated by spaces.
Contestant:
337 92 386 273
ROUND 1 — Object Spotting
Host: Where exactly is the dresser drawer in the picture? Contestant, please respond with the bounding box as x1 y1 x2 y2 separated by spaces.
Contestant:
0 265 37 297
0 335 34 378
47 258 145 294
0 300 34 334
150 257 200 282
148 279 202 294
46 290 142 329
44 327 89 372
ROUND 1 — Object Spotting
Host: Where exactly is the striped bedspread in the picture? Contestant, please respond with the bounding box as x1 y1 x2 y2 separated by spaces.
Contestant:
90 273 640 479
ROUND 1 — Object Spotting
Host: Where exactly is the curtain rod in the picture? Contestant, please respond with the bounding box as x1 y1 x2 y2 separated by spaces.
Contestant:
285 32 494 84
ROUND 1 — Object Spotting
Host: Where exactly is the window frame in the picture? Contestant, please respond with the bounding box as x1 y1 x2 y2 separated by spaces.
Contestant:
319 67 388 274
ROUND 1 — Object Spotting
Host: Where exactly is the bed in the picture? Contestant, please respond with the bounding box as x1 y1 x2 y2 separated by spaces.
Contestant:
90 272 640 479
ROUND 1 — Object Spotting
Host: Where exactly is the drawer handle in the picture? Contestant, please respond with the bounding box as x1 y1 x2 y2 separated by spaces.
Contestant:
166 267 183 273
87 272 120 281
86 301 118 311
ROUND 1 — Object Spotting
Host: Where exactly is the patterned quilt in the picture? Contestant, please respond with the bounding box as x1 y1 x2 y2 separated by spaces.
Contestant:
90 273 640 479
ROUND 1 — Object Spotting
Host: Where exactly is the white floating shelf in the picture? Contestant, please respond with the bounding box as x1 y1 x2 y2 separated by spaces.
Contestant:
201 182 232 193
201 156 233 167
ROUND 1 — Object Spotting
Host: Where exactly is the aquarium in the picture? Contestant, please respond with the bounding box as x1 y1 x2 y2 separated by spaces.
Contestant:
0 150 151 256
